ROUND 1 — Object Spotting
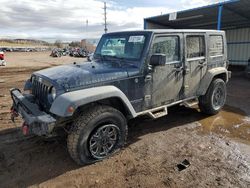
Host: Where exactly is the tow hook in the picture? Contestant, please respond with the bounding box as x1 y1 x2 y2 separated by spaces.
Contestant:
10 107 18 122
22 122 29 135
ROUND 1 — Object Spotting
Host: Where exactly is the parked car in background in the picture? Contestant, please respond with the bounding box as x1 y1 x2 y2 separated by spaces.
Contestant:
1 47 13 52
87 52 94 61
69 48 89 58
50 48 63 57
0 50 6 66
62 48 70 56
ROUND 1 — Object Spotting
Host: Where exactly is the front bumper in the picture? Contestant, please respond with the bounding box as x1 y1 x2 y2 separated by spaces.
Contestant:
10 88 56 136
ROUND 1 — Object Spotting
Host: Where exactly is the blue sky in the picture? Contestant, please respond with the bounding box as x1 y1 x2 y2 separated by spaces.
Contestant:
0 0 223 41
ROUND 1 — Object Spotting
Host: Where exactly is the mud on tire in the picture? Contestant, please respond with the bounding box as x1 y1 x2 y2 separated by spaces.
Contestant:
199 78 227 115
67 105 127 165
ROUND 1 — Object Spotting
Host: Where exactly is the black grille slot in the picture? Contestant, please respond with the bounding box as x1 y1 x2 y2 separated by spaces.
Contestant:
32 79 50 105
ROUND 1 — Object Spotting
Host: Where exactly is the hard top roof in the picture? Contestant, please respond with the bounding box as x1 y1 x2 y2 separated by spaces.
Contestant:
105 29 224 35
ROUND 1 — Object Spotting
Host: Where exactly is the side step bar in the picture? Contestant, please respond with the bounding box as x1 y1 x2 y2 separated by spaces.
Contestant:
148 106 168 119
181 99 199 108
137 106 168 119
136 97 198 119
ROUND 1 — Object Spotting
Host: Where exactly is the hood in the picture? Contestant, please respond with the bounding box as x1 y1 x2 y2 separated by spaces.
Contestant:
34 61 137 90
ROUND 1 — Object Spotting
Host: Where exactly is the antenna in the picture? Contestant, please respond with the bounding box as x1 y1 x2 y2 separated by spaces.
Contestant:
104 2 108 33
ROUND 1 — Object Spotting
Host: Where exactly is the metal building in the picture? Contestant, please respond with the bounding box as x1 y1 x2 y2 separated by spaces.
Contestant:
144 0 250 66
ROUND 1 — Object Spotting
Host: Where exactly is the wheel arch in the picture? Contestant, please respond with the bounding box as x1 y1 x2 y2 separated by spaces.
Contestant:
50 86 137 119
213 72 227 82
197 67 229 96
75 97 135 120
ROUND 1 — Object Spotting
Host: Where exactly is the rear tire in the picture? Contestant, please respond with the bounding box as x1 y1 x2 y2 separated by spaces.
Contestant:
199 78 227 115
67 105 127 165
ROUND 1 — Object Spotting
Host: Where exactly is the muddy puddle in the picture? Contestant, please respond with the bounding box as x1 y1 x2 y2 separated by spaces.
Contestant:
199 106 250 144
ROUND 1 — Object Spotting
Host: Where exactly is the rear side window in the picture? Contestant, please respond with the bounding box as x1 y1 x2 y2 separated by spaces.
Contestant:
209 35 224 56
152 36 180 63
186 36 205 58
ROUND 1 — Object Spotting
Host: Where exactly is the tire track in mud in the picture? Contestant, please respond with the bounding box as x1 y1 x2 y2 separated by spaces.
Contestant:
0 66 48 76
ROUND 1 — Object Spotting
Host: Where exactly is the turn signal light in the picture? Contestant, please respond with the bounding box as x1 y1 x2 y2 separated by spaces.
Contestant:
22 123 29 135
67 106 75 113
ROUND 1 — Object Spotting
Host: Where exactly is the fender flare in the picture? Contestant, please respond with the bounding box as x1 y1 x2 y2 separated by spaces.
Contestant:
197 67 229 96
50 86 137 118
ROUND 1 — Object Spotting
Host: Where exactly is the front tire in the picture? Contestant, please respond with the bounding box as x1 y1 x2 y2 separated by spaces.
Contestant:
199 78 227 115
67 105 127 165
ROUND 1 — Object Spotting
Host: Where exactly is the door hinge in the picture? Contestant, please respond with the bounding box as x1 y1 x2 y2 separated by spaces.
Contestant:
145 95 151 100
144 75 152 82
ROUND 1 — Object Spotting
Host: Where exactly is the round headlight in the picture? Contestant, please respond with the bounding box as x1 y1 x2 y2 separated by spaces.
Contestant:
51 87 56 100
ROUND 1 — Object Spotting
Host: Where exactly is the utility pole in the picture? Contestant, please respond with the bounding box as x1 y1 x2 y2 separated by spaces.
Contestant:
86 19 88 34
104 2 108 33
86 19 88 38
85 19 88 50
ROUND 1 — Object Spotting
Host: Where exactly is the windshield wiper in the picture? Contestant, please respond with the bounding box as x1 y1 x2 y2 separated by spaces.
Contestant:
93 53 105 61
94 54 138 68
111 56 138 68
94 54 114 62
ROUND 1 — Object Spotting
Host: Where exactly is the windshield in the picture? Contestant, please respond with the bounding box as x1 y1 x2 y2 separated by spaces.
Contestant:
94 33 148 61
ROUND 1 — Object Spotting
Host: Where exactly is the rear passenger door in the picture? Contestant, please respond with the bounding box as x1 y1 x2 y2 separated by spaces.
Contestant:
184 34 207 98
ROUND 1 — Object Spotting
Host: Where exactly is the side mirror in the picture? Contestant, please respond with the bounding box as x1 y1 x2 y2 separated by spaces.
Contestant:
150 54 166 66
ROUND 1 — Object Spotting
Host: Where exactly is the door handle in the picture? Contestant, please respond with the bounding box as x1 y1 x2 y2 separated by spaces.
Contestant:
198 61 207 67
174 67 183 72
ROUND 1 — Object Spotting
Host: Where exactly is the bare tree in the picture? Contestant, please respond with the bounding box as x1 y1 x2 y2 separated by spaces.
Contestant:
54 40 63 48
69 41 81 47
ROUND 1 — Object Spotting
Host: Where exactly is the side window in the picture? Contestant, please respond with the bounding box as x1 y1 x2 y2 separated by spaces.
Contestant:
209 35 224 56
186 36 205 58
152 36 180 63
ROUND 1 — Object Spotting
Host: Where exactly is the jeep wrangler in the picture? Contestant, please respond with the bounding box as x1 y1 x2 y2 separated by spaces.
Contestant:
10 30 230 165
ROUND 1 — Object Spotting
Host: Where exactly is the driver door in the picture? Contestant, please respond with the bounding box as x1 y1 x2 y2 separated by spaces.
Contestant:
149 34 184 108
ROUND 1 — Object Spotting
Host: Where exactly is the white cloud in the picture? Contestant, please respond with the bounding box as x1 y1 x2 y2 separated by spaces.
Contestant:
0 0 226 41
181 0 225 9
108 7 175 25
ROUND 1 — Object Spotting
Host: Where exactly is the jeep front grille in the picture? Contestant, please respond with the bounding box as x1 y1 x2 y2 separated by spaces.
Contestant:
32 79 50 105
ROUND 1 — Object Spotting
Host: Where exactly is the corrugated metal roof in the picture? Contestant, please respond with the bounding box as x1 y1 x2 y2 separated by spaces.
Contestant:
145 0 250 30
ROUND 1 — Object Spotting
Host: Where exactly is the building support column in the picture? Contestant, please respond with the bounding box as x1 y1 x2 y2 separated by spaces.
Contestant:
217 4 223 30
144 19 147 30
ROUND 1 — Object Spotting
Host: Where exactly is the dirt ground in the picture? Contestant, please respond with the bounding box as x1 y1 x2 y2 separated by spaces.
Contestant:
0 52 249 188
